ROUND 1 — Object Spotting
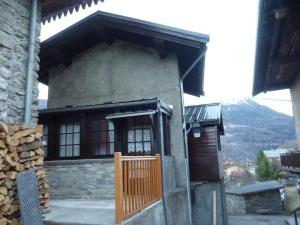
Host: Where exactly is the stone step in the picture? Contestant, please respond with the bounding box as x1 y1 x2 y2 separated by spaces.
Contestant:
43 200 116 225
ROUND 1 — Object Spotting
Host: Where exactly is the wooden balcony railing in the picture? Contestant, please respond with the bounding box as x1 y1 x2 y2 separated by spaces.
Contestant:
280 152 300 170
114 152 162 224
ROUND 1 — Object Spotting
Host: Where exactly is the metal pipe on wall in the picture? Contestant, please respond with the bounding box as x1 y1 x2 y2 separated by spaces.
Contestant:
157 101 169 225
179 45 207 225
24 0 38 127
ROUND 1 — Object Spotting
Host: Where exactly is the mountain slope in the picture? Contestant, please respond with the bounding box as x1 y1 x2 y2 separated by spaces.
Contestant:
221 99 296 162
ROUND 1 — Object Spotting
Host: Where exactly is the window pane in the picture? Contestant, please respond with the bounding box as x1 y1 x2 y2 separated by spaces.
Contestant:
66 133 73 145
128 143 135 153
67 123 73 133
128 130 135 142
60 134 65 145
109 143 114 155
66 145 73 157
100 143 107 155
99 131 107 143
59 146 65 157
144 142 151 152
60 124 66 133
136 130 143 141
74 145 80 156
74 123 80 133
91 144 100 156
136 143 143 152
74 133 80 145
108 130 114 143
143 129 150 141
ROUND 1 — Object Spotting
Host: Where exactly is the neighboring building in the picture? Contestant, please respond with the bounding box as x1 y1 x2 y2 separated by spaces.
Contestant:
253 1 300 154
0 0 102 125
224 163 256 189
241 159 256 175
185 103 228 225
263 148 293 165
38 11 214 225
226 181 284 216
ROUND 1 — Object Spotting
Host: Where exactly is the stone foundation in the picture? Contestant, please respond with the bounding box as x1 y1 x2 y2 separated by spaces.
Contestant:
45 159 115 200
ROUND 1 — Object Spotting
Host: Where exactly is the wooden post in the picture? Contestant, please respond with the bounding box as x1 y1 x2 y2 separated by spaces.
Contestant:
212 190 216 225
114 152 123 224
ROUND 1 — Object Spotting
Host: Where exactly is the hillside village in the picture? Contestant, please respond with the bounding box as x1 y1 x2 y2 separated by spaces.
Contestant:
0 1 299 225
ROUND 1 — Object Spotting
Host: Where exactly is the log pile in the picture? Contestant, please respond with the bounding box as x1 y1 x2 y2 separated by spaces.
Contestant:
0 123 49 225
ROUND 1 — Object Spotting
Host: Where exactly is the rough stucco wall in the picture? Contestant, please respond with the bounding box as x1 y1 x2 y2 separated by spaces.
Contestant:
45 159 115 200
291 76 300 149
0 0 40 124
48 40 187 188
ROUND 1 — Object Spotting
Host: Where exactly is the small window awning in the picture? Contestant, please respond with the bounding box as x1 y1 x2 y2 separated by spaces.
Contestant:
105 110 158 120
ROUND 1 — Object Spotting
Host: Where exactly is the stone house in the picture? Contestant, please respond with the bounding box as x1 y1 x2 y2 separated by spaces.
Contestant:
226 180 284 216
36 11 220 225
0 0 103 125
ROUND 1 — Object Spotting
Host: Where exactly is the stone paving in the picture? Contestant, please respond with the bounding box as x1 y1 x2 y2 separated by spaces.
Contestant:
43 200 116 225
229 215 290 225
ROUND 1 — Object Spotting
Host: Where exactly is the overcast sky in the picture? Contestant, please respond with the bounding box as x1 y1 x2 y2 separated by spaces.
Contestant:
39 0 293 116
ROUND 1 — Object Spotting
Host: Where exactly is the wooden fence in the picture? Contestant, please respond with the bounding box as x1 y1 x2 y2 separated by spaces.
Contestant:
114 152 162 224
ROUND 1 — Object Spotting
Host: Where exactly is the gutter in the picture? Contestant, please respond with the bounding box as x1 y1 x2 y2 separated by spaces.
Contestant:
179 45 207 225
24 0 38 127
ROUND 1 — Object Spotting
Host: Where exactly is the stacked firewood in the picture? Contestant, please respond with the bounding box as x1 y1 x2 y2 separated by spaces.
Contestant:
0 123 49 225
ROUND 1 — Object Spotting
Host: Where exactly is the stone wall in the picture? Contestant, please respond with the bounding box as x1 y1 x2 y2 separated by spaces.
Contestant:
226 190 283 216
226 194 246 216
291 76 300 149
244 190 283 215
45 159 115 200
0 0 40 124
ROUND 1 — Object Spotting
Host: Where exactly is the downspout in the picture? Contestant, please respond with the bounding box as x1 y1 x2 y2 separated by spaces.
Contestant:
24 0 38 127
157 101 169 225
179 45 207 225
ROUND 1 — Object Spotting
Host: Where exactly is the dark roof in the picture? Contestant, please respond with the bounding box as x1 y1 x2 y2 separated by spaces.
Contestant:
39 98 172 116
253 0 300 96
41 0 103 24
185 103 224 135
226 180 284 196
39 11 209 97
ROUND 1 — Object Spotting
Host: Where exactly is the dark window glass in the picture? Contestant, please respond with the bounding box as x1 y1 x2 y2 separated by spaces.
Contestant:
42 125 48 158
88 119 114 156
58 122 80 157
126 116 152 155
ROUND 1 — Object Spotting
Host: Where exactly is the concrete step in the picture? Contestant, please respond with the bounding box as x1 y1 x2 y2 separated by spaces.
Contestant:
43 200 116 225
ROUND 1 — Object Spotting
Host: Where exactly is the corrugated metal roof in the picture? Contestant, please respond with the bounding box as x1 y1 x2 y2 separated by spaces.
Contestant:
226 180 284 196
185 103 224 134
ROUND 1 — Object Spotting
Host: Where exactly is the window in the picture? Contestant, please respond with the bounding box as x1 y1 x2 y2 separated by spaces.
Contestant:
42 125 48 158
59 122 80 157
88 119 115 156
126 116 152 155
